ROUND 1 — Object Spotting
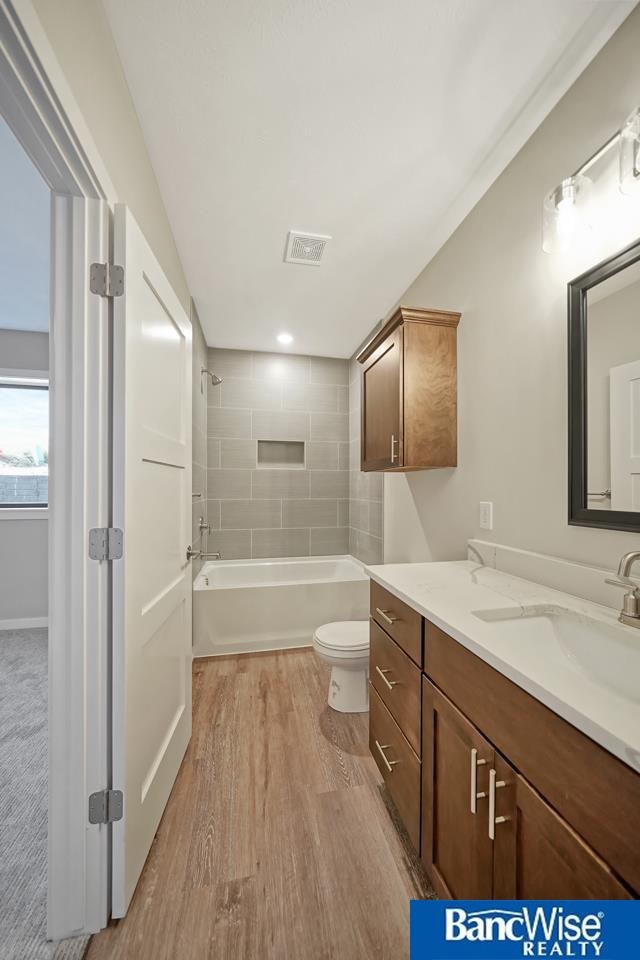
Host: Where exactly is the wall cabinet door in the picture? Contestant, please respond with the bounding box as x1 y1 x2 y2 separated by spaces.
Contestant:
361 328 403 470
421 679 494 898
492 757 633 900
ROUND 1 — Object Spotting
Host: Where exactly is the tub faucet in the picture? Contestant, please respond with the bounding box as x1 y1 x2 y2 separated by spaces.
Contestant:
606 551 640 628
186 546 222 562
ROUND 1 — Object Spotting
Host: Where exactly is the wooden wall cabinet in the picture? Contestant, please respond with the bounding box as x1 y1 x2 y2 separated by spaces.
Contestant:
357 306 461 472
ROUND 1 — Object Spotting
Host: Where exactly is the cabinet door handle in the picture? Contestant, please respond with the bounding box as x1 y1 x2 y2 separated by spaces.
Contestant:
375 665 398 690
390 434 399 463
470 747 488 814
375 740 399 773
375 607 398 626
488 768 507 840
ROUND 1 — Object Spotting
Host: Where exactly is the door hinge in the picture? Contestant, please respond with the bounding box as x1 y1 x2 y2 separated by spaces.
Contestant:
89 527 123 561
90 261 124 298
88 789 123 825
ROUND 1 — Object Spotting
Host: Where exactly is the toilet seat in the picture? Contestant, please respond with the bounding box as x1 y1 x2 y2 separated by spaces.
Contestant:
313 621 369 655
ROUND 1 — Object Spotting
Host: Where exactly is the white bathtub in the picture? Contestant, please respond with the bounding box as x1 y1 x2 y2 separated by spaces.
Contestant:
193 555 370 657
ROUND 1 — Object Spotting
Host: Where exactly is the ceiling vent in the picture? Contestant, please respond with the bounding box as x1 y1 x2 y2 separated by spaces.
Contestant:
284 230 331 266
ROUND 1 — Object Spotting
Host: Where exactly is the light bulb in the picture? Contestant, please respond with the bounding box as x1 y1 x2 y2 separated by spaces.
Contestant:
620 107 640 196
277 333 293 345
542 175 592 253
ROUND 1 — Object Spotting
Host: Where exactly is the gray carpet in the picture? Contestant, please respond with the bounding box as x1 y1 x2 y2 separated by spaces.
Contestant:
0 628 89 960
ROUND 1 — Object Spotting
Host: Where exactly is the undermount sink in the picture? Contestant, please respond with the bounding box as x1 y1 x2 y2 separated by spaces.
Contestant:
472 604 640 705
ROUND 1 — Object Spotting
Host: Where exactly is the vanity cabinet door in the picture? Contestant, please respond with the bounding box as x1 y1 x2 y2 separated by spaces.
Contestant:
421 678 494 898
361 328 403 471
492 757 633 900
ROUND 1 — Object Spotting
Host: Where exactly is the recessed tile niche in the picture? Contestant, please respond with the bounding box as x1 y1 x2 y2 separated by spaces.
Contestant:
257 439 305 469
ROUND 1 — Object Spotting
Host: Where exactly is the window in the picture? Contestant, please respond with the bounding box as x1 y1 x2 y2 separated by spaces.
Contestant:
0 380 49 507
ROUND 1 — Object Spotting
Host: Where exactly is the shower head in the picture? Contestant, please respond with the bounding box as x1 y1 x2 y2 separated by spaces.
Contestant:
201 368 223 386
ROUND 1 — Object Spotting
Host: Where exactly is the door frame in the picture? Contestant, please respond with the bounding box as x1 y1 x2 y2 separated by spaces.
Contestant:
1 0 116 938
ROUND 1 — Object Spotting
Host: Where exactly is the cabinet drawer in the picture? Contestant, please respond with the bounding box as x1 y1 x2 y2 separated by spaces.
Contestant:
369 684 421 850
370 580 422 666
370 619 421 755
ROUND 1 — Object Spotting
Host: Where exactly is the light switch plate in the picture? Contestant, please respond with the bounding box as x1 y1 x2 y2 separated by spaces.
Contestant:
479 501 493 530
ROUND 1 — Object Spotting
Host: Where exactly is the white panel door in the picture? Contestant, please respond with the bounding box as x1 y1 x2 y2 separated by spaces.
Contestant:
610 358 640 511
111 204 192 916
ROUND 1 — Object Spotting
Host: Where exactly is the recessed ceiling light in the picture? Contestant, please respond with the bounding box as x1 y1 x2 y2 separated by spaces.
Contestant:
277 333 293 344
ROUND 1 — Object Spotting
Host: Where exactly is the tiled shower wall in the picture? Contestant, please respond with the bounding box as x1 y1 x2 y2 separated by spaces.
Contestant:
206 348 350 559
191 304 208 577
348 358 384 564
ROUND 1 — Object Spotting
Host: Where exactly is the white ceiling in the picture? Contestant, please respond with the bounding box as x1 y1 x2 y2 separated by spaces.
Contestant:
0 116 49 333
103 0 633 357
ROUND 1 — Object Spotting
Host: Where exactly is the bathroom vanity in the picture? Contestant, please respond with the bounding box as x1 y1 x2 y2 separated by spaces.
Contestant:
367 562 640 899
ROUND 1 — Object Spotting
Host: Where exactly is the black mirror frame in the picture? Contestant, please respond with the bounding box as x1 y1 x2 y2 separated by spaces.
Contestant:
568 236 640 533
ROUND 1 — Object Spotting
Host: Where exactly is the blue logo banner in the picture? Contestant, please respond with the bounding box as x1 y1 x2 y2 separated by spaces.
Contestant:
410 900 638 959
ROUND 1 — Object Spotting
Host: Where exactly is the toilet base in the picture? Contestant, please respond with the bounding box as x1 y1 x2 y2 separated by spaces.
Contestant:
327 662 369 713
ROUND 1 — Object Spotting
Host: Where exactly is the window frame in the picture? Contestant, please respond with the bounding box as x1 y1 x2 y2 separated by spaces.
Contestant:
0 373 49 512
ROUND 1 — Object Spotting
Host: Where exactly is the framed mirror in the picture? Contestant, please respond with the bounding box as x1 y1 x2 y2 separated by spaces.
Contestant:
569 237 640 532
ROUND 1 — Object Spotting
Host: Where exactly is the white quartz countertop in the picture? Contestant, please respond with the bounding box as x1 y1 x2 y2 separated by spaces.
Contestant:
366 560 640 773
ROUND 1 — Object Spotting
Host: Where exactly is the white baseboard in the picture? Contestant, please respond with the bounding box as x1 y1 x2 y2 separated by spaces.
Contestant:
0 616 48 631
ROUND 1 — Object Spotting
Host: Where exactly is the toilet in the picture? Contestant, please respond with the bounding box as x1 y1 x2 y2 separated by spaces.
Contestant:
312 621 369 713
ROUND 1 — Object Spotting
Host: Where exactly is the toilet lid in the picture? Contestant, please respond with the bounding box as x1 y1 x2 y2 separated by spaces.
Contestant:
314 621 369 652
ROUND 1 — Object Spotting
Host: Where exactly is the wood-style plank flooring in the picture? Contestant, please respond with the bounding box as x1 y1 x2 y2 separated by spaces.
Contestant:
87 649 433 960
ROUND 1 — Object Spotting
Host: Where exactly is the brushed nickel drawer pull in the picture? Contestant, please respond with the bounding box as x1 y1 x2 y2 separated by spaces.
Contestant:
375 665 398 690
375 739 399 773
470 747 488 814
376 607 398 626
390 434 399 464
488 768 507 840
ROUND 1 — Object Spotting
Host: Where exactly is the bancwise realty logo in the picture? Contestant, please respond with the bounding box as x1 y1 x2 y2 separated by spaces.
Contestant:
410 901 638 960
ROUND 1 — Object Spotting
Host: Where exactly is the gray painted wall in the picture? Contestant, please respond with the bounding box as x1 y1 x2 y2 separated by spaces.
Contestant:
383 7 640 573
206 348 350 559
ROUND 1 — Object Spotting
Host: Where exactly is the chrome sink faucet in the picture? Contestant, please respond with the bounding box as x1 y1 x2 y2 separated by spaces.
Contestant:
606 551 640 628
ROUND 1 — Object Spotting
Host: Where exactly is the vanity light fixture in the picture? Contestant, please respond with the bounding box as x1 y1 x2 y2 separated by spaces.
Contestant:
541 115 640 253
620 107 640 195
277 332 293 345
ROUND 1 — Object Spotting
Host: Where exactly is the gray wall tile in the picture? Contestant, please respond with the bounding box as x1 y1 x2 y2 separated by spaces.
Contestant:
220 438 257 469
208 529 251 560
310 471 349 499
251 469 310 499
283 382 338 413
207 438 221 468
310 527 349 556
206 500 221 529
308 442 339 470
252 351 310 383
208 469 252 500
252 528 310 559
310 356 349 384
310 412 348 442
208 347 253 379
208 407 252 439
221 499 282 529
221 378 282 410
203 348 357 560
283 499 338 528
252 409 309 441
